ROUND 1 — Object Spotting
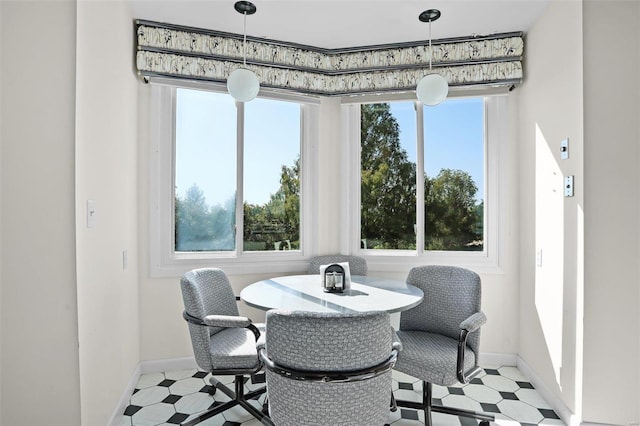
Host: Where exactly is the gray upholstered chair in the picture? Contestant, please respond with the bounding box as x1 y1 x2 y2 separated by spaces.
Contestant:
180 268 271 426
307 254 368 276
258 310 399 426
393 265 494 426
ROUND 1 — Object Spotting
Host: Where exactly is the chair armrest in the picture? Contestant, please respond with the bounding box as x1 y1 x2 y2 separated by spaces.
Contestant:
256 333 266 351
456 311 487 384
183 311 261 341
203 314 252 328
391 328 403 352
459 311 487 333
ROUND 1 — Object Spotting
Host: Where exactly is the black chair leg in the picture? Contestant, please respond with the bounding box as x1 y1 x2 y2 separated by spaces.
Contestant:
181 375 271 426
423 381 433 426
394 380 495 426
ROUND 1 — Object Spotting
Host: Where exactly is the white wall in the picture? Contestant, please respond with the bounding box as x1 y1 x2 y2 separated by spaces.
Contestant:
516 1 584 419
518 1 640 424
581 1 639 423
75 1 140 424
0 1 81 424
0 0 4 411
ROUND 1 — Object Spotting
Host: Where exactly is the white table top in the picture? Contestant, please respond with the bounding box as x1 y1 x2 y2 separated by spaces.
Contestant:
240 275 423 314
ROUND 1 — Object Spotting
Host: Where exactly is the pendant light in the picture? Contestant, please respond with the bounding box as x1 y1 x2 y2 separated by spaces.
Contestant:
227 1 260 102
416 9 448 106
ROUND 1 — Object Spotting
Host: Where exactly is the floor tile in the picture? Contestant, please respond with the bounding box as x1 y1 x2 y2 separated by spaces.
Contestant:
497 399 544 423
498 366 529 382
165 369 199 381
170 378 209 396
122 365 564 426
517 388 553 409
174 392 215 415
464 383 502 404
131 403 176 426
137 373 167 389
482 374 521 393
131 387 171 407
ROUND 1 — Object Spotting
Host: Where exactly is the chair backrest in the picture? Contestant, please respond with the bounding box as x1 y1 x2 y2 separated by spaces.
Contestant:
264 310 393 425
307 254 368 276
180 268 239 371
400 265 482 355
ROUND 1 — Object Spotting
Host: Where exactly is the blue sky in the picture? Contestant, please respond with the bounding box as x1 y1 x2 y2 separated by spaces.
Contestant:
175 89 484 207
175 89 299 207
390 98 485 201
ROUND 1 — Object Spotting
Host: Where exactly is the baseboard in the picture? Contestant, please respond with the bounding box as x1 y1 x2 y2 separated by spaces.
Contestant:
516 355 580 426
107 363 141 426
107 357 197 426
140 356 197 374
479 351 517 367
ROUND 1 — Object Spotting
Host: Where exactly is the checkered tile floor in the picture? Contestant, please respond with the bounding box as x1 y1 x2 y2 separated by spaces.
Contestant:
121 366 564 425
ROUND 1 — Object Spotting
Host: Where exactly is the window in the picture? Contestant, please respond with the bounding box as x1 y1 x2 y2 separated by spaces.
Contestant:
422 98 485 251
150 82 318 276
174 89 301 253
349 95 504 269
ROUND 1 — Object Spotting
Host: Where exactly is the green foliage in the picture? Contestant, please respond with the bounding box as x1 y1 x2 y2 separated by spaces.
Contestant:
175 159 301 252
175 184 235 251
361 104 417 249
425 169 481 250
243 157 300 251
360 103 483 251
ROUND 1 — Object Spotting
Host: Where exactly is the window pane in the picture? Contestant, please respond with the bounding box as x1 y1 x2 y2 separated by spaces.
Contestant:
361 102 417 250
423 98 484 251
174 88 237 252
243 99 301 251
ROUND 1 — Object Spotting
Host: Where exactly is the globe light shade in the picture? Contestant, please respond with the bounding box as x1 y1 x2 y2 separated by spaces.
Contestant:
227 68 260 102
416 73 449 106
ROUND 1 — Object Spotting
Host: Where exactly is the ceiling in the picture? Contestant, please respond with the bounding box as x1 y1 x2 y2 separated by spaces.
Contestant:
129 0 551 49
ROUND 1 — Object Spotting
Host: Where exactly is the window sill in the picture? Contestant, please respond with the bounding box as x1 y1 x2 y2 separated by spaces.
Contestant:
150 251 311 278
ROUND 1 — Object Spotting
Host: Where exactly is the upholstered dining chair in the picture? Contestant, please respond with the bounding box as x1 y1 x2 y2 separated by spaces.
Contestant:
393 265 494 426
180 268 272 426
258 310 399 426
307 254 368 276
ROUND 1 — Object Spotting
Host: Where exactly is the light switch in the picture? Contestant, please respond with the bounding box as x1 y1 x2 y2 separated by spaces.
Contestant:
560 138 569 160
87 200 96 228
564 175 574 197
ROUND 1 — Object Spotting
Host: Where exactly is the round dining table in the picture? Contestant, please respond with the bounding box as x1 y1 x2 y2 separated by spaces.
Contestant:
240 274 423 314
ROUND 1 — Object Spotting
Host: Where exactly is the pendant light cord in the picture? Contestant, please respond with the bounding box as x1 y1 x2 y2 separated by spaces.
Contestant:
243 11 247 66
428 19 433 71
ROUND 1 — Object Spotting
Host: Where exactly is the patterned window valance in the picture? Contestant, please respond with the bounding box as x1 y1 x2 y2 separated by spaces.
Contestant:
135 20 523 96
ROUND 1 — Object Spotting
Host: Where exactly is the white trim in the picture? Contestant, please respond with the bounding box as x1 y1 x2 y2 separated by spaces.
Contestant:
140 356 198 374
516 355 580 426
107 363 141 426
148 76 322 105
342 104 361 253
235 101 245 257
300 103 319 257
346 95 507 274
148 83 319 277
479 352 518 367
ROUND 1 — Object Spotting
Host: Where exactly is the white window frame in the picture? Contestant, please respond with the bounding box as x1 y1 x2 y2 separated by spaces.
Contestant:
342 94 508 274
148 79 320 277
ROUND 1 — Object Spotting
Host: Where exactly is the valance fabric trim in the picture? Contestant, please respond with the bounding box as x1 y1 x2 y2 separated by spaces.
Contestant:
135 19 523 96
